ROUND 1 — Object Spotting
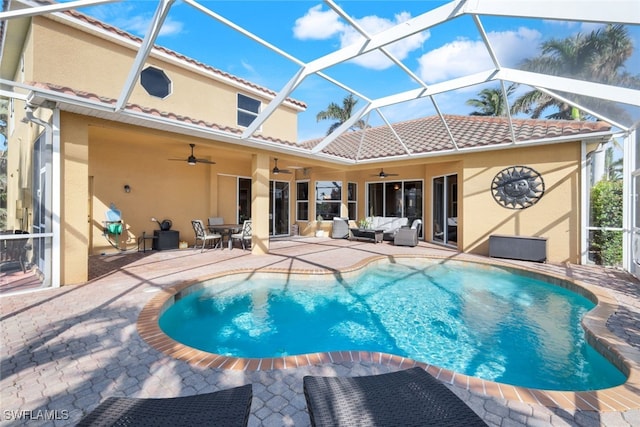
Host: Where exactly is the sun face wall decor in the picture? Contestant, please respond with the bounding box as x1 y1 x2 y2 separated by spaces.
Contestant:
491 166 545 209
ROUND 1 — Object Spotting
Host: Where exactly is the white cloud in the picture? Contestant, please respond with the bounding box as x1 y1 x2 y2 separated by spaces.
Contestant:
293 5 345 40
341 12 430 70
89 3 184 37
417 27 542 83
241 60 256 74
543 20 604 33
117 15 184 37
293 6 429 70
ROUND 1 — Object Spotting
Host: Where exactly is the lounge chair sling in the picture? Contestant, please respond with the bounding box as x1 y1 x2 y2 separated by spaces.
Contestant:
77 384 252 427
303 367 487 427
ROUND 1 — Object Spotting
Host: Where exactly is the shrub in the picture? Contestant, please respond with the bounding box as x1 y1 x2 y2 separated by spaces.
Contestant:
590 179 623 266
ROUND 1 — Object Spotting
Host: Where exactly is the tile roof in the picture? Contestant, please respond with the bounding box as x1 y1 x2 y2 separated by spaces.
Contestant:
31 82 302 148
35 81 611 161
304 115 612 161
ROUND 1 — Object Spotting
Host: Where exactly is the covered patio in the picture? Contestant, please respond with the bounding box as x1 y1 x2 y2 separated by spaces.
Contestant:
1 0 638 290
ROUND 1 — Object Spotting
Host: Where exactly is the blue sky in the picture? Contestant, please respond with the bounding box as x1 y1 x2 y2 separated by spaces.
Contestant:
75 0 640 141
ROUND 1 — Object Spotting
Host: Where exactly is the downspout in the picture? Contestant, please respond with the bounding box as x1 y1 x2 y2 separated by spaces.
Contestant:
23 101 60 288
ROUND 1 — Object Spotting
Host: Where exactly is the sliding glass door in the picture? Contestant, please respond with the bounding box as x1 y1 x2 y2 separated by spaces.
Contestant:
270 180 289 236
367 180 423 235
432 174 457 246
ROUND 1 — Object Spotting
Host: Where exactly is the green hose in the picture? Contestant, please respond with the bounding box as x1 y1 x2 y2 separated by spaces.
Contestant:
107 222 122 235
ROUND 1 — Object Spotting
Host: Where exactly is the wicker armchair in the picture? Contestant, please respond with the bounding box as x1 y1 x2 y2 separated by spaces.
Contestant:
331 217 350 239
393 219 422 247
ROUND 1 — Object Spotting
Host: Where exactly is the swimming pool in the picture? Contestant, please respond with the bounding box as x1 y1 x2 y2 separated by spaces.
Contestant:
158 258 626 391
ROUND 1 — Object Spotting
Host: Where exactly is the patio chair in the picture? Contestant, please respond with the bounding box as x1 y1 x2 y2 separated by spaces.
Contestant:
230 220 252 250
77 384 252 427
208 217 224 227
303 367 487 427
191 219 222 252
0 230 31 273
394 219 422 247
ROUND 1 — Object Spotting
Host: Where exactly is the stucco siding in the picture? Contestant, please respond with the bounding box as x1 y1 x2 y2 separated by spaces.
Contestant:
461 143 581 263
31 16 299 142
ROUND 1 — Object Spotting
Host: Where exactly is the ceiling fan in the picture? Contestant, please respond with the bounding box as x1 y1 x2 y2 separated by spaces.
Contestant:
371 169 399 179
168 144 215 166
272 158 292 175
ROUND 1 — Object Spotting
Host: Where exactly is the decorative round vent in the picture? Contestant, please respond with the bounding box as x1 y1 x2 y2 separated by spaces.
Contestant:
491 166 545 209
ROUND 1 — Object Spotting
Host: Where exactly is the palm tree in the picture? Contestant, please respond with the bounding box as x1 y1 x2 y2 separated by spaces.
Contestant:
605 146 623 181
316 94 367 135
466 84 515 116
511 24 640 120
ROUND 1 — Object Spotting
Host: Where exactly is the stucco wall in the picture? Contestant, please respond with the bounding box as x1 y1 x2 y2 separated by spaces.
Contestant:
461 143 581 263
60 113 90 285
24 110 587 285
31 16 300 142
86 120 263 256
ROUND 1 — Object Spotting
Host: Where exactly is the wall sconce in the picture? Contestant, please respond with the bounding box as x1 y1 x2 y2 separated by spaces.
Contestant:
124 184 131 193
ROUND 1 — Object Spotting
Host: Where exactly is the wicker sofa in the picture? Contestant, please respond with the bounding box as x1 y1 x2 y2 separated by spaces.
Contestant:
365 216 408 241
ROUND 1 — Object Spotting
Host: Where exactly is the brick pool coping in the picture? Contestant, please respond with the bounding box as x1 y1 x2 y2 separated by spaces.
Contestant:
137 254 640 412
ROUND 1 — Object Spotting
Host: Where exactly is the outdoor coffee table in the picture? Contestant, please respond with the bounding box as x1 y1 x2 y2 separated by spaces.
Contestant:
349 228 384 243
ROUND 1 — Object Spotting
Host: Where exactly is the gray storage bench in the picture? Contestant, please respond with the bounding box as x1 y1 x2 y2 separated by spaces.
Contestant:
489 234 547 263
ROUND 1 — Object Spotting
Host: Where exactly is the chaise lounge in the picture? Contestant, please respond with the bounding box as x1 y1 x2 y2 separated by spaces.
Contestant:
303 367 487 427
77 384 252 427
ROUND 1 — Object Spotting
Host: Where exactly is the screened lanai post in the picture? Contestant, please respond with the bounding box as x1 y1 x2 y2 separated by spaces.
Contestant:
251 153 270 255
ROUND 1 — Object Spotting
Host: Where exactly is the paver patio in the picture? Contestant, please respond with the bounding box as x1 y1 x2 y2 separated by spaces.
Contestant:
1 237 639 426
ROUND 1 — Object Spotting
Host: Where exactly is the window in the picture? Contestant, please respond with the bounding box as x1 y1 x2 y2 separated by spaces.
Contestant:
296 181 309 221
315 181 342 221
347 182 357 220
237 94 260 127
140 66 171 98
367 180 423 236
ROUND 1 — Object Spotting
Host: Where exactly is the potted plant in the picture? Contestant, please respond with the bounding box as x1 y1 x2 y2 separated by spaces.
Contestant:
357 218 370 229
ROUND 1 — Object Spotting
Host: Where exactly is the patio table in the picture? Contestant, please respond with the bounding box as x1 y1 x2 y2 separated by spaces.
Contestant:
209 224 243 249
349 228 384 243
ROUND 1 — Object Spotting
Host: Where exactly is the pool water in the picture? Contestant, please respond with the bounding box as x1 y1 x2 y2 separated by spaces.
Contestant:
159 259 626 391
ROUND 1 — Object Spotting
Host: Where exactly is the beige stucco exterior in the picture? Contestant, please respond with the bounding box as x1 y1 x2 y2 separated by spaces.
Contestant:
461 143 581 263
31 16 301 142
3 8 600 286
